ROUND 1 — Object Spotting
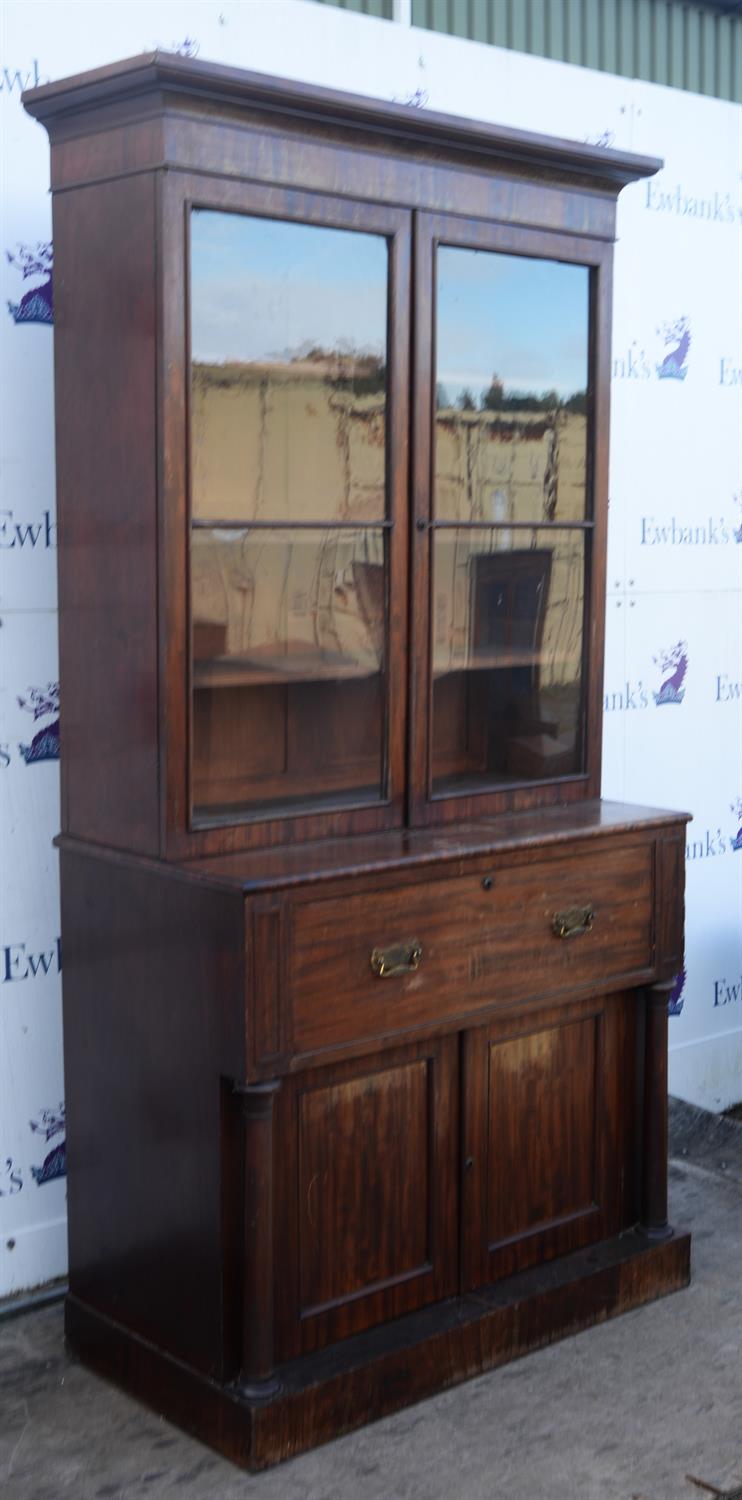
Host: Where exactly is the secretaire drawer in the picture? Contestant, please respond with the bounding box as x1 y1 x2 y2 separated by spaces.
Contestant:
288 842 654 1055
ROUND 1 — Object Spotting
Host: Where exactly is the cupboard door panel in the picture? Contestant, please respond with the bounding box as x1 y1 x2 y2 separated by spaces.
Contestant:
299 1061 430 1311
486 1015 598 1247
463 994 631 1290
275 1035 458 1359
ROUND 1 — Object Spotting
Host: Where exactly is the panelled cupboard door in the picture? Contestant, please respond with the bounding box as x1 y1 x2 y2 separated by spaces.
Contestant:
461 993 636 1289
274 1035 459 1360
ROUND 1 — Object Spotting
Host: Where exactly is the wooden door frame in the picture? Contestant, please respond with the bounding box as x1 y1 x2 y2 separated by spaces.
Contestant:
159 172 412 859
409 210 613 827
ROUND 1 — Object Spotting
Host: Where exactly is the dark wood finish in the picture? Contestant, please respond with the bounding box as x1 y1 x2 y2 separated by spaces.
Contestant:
288 839 653 1057
192 798 688 891
409 212 610 826
462 993 635 1289
32 63 650 860
250 902 286 1070
24 52 661 186
655 832 686 978
162 174 411 857
59 847 245 1378
65 1226 690 1471
33 56 686 1473
273 1035 458 1358
640 980 673 1240
234 1082 281 1395
52 176 160 854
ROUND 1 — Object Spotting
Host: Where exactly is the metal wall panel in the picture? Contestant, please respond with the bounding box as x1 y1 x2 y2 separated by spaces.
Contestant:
311 0 742 101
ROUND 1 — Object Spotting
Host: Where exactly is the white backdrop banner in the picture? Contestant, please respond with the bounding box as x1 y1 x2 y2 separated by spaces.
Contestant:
1 0 740 1296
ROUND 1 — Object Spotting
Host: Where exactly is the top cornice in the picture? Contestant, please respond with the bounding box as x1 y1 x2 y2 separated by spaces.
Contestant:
22 51 662 193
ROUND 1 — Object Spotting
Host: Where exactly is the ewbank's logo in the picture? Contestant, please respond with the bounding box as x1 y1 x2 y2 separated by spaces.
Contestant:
612 316 691 382
640 494 741 549
653 642 688 706
0 59 45 96
6 242 53 326
714 974 741 1008
18 682 59 763
646 177 741 225
731 799 742 852
656 317 690 381
668 969 686 1017
29 1104 66 1186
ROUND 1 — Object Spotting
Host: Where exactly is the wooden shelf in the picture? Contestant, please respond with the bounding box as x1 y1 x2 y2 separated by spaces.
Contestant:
433 648 574 676
193 645 379 689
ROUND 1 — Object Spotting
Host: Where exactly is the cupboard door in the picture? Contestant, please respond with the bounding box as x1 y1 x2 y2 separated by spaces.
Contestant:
462 993 634 1290
274 1035 458 1359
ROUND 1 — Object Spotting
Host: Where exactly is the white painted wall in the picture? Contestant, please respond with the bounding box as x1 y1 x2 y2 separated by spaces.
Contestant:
0 0 740 1297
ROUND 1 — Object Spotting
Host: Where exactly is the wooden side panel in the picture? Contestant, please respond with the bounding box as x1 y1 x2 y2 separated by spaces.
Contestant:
274 1035 459 1359
250 900 287 1070
60 848 245 1378
655 833 686 976
53 177 159 853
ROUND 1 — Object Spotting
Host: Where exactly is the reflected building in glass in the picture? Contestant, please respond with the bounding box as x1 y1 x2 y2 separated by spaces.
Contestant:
188 211 390 821
431 244 591 792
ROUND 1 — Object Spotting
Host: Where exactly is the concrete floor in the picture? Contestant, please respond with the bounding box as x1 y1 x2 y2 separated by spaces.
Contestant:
1 1104 741 1500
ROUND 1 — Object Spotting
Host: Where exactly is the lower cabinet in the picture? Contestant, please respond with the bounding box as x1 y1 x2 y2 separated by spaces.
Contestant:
269 990 638 1362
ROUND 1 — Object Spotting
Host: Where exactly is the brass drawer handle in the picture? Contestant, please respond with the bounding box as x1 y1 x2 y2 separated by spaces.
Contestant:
552 904 595 940
370 941 422 978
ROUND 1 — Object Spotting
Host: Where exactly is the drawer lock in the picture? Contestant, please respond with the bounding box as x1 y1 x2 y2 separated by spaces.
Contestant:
370 941 423 978
552 904 595 940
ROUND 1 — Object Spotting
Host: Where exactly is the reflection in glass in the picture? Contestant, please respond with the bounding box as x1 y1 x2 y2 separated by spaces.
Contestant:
431 529 586 792
190 211 388 523
435 247 589 524
191 527 387 820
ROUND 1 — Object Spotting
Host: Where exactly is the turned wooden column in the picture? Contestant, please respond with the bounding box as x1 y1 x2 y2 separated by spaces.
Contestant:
233 1080 281 1398
640 980 674 1240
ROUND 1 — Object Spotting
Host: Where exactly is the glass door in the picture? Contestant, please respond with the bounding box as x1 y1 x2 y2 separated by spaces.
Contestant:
186 192 410 837
410 214 610 824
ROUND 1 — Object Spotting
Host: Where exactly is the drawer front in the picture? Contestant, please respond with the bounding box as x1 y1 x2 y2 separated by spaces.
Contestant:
289 842 653 1054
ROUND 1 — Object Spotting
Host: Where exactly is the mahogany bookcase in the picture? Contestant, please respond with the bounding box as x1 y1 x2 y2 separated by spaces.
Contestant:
24 53 689 1470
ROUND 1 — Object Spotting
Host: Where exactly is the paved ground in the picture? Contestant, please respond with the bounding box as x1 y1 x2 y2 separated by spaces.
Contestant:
1 1102 741 1500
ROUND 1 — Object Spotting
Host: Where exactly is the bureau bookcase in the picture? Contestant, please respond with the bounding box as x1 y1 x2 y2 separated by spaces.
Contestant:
25 53 690 1469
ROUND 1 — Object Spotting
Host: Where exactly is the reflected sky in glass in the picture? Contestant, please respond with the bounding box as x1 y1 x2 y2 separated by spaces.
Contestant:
436 247 588 405
191 210 388 365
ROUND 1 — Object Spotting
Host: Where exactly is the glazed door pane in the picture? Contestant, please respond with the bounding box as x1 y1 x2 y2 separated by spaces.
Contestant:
189 209 393 825
191 526 387 820
417 230 596 809
434 247 589 524
431 528 587 792
190 211 388 524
